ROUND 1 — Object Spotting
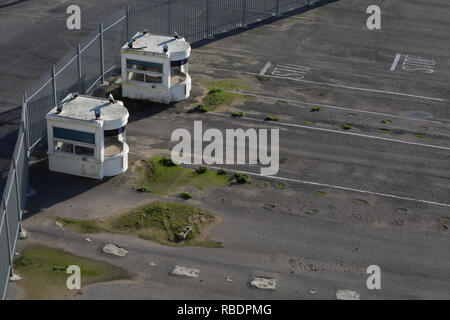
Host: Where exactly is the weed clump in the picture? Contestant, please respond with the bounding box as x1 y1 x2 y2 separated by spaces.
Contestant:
179 192 193 200
232 172 250 184
231 111 244 117
195 166 209 174
265 116 280 121
159 157 177 167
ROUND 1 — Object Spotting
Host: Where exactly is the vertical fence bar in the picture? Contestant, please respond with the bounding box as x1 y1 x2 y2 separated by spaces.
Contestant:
2 199 12 271
206 0 213 39
51 65 57 108
99 23 105 83
242 0 247 27
168 0 173 35
126 6 130 40
22 92 30 155
12 156 21 225
276 0 280 16
77 44 82 94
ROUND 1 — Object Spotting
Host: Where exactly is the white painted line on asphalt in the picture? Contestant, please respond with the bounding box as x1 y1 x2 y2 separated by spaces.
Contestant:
390 54 402 71
261 73 446 102
209 112 450 151
206 166 450 208
225 90 449 126
212 67 446 102
259 61 272 75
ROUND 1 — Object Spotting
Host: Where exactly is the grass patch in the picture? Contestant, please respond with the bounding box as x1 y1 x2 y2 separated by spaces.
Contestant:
305 120 315 125
278 100 288 105
255 75 271 82
317 191 326 197
196 104 210 113
195 166 209 174
231 111 244 117
342 124 353 130
311 107 323 112
355 199 369 205
380 128 389 134
14 244 132 300
231 172 250 184
58 202 222 248
265 116 280 121
415 133 426 138
135 156 230 195
179 192 193 200
381 119 392 124
200 88 242 112
275 182 286 189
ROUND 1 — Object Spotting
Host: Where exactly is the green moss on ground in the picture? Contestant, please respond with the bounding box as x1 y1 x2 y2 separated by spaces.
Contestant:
135 156 230 195
14 244 132 300
57 202 222 248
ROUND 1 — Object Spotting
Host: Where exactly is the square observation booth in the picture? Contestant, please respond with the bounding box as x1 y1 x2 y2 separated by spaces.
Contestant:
120 31 191 104
46 94 129 179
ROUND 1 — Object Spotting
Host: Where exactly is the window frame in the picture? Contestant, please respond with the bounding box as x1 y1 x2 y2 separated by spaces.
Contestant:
53 137 96 158
126 59 164 86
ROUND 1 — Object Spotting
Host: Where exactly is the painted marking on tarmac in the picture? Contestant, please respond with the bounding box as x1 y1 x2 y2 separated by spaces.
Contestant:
205 166 450 208
209 112 450 151
259 61 272 75
401 55 436 74
390 54 402 71
223 90 449 126
211 67 446 102
271 63 310 80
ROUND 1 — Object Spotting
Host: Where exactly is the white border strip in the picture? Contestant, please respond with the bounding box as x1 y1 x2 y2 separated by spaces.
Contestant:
207 166 450 208
209 112 450 151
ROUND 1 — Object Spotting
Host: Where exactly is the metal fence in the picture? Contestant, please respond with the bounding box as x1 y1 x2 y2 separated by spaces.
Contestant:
0 0 325 299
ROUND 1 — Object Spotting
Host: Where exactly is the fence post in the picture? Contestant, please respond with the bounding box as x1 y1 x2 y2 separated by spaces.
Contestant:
126 6 130 40
99 23 105 84
76 44 82 94
22 92 30 155
168 0 173 35
51 65 57 108
2 199 12 270
242 0 247 27
12 155 22 226
276 0 280 16
206 0 213 39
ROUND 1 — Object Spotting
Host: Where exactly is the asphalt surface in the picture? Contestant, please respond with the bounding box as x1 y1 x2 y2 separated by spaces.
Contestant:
0 0 146 194
5 0 450 300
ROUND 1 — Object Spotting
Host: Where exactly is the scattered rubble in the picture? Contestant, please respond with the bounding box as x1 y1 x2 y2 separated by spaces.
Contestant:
55 221 66 231
251 277 277 290
176 226 192 241
336 290 360 300
102 244 128 257
171 265 199 278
